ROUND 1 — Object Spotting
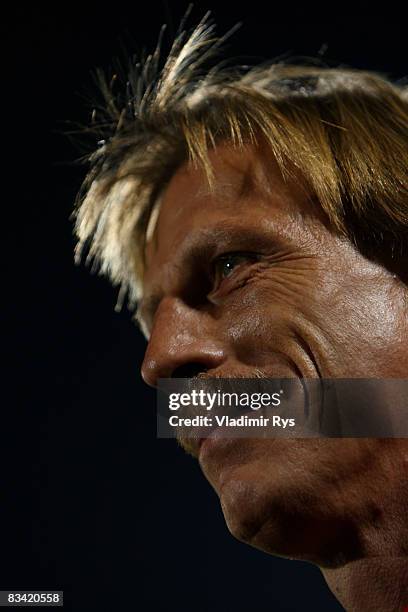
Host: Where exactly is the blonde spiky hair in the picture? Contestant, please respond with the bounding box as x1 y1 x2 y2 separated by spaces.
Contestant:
73 12 408 310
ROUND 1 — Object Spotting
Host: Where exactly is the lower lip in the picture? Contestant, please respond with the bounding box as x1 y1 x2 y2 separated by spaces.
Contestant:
198 425 221 448
198 430 235 460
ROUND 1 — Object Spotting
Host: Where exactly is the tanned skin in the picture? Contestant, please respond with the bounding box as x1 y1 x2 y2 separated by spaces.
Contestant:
139 142 408 611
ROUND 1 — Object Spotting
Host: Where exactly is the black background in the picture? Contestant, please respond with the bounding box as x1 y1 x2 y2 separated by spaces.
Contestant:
3 3 406 611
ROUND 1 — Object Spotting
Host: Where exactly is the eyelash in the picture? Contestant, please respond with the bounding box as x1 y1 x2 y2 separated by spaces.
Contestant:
210 251 260 290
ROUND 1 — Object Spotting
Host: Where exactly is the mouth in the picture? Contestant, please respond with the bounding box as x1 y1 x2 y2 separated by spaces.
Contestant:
196 408 260 459
178 418 234 459
197 430 219 455
179 422 220 459
175 369 312 457
198 431 235 459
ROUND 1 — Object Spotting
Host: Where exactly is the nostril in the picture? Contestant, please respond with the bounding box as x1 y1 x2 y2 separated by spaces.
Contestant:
172 363 208 378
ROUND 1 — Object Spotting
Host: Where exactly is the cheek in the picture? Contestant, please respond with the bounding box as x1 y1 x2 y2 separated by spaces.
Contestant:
219 266 407 377
218 268 321 367
225 267 310 322
307 280 407 376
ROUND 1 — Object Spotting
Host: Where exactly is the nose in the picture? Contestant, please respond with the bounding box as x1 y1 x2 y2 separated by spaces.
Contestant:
141 296 226 387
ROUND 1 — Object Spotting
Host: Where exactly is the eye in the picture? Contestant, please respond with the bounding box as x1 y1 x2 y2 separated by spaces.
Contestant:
212 252 258 288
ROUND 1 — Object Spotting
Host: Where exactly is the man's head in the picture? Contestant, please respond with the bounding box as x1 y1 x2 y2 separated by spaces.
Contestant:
74 17 408 574
139 140 408 567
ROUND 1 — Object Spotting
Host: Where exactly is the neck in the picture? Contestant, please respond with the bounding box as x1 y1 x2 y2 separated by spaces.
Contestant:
322 557 408 611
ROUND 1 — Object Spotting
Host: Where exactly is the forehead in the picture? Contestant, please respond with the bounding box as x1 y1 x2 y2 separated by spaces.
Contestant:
145 142 315 274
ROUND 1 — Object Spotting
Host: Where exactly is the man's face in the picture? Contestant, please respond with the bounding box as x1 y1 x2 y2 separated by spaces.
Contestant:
140 143 408 567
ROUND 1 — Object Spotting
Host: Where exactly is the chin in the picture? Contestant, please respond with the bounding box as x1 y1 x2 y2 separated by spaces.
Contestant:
200 439 365 568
